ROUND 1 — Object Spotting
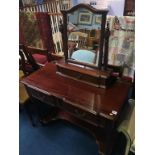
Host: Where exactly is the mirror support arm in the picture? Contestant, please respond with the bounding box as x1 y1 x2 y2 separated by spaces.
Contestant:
62 12 68 62
98 13 107 70
103 22 110 70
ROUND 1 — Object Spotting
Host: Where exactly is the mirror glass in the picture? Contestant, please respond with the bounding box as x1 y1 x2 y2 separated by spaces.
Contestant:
67 7 101 66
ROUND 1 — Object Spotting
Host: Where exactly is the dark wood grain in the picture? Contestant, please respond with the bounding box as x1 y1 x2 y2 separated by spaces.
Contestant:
21 62 131 154
22 62 130 119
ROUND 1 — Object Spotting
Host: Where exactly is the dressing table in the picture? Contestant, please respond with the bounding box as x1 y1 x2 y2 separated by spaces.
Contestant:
21 4 131 155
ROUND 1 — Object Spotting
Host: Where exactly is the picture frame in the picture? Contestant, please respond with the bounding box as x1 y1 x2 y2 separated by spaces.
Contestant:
78 12 92 25
95 15 102 24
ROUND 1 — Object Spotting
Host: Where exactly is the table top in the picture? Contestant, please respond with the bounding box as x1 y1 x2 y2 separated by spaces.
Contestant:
21 62 131 121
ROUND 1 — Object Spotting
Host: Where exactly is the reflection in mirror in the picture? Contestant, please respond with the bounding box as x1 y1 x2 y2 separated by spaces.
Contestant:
67 7 101 66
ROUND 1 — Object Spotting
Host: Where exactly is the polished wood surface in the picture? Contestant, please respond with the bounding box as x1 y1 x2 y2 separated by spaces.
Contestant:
22 62 130 120
56 61 117 88
21 62 131 154
56 61 110 77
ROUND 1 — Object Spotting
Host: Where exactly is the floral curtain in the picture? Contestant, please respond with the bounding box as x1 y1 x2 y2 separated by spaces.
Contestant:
19 12 54 52
35 12 55 52
19 12 43 48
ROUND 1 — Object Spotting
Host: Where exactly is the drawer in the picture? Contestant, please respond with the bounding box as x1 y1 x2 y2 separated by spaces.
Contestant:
27 87 56 107
26 87 106 127
61 101 105 126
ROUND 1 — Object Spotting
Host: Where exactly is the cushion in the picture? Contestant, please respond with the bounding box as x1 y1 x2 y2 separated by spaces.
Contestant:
71 49 96 64
32 54 48 65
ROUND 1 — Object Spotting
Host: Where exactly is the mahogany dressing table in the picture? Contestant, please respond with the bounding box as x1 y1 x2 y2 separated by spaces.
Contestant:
21 4 131 155
21 62 130 155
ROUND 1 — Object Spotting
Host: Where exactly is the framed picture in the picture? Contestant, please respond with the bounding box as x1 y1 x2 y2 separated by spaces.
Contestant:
78 12 92 25
95 15 102 24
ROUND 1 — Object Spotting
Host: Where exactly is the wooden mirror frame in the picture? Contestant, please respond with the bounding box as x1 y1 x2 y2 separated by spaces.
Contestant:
61 3 108 70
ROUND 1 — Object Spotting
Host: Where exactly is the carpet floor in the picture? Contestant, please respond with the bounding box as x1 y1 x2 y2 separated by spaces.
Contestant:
19 109 100 155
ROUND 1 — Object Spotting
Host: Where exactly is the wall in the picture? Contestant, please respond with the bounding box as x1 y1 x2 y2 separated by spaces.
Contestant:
107 0 125 16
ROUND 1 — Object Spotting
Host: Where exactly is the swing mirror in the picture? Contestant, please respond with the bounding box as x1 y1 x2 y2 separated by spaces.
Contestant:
61 4 108 69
